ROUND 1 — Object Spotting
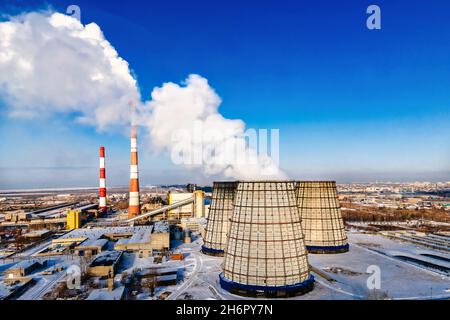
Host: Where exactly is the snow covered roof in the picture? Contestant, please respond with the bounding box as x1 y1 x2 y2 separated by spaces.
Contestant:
59 226 153 241
128 226 153 244
153 221 169 233
86 287 124 300
9 259 42 270
90 251 122 267
77 238 108 249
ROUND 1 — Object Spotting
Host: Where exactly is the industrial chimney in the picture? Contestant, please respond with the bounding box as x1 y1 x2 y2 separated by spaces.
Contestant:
99 146 107 213
220 181 314 297
202 181 237 256
296 181 349 254
128 102 140 218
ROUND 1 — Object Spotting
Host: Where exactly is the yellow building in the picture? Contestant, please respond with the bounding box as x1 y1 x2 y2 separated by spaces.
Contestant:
66 210 81 230
194 190 205 218
167 190 205 219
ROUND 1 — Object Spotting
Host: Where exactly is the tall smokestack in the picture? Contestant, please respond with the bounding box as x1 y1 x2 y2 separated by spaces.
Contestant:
128 102 140 218
99 146 107 213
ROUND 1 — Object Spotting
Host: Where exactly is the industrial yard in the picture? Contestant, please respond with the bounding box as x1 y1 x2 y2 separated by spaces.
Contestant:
1 224 449 300
1 0 450 307
1 181 449 301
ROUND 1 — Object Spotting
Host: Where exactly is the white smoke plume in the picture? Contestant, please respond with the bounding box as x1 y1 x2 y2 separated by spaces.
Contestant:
0 11 139 129
141 74 286 180
0 11 285 180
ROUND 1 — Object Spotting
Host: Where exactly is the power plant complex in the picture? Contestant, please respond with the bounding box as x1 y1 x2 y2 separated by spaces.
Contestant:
219 181 315 297
2 112 448 301
199 180 353 298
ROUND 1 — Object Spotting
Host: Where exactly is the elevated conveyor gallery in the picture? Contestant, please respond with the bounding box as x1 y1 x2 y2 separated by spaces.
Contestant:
126 197 195 224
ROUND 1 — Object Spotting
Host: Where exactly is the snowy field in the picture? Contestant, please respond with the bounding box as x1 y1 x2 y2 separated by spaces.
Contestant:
165 232 450 300
1 231 449 300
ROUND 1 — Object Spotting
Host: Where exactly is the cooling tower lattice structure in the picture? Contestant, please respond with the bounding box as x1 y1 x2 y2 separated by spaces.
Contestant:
201 181 237 256
296 181 349 254
220 181 314 298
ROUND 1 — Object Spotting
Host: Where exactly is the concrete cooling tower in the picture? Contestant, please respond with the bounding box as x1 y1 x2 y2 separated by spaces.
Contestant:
220 181 314 298
296 181 349 254
202 181 237 256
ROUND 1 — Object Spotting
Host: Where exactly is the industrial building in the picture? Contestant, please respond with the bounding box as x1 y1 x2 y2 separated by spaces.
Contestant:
74 238 108 257
168 190 205 219
202 181 237 256
4 260 46 279
114 222 169 256
88 250 123 278
296 181 349 253
220 181 314 298
44 225 170 258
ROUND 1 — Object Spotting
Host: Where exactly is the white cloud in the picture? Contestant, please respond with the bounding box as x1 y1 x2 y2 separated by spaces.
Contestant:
0 11 285 180
141 74 286 180
0 11 139 129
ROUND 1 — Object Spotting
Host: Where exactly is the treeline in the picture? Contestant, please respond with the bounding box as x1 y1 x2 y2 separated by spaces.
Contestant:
341 203 450 223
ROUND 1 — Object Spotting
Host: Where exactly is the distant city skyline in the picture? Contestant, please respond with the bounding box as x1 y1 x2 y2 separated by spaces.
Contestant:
1 0 450 189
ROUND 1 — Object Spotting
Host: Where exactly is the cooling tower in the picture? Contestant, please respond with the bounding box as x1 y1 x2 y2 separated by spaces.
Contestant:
201 181 237 257
220 181 314 298
296 181 349 254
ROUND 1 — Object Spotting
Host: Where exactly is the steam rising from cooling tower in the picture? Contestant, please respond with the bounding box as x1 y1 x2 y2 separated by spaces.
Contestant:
202 181 237 256
296 181 349 253
220 181 314 297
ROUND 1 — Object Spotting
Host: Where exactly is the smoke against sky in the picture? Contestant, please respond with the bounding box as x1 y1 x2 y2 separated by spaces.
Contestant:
0 11 139 129
1 3 449 189
141 74 286 180
0 11 284 183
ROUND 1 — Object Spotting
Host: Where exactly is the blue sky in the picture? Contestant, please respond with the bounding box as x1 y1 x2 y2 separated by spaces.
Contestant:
1 0 450 188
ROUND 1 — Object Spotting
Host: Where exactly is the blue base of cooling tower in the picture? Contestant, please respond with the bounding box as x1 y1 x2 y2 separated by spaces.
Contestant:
219 273 315 298
306 243 349 254
201 245 225 257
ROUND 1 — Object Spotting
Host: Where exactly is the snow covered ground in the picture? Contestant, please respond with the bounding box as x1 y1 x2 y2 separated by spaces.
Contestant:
2 230 449 300
165 231 450 300
308 232 450 299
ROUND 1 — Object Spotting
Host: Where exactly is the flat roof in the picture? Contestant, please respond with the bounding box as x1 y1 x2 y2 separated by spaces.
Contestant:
90 250 122 267
86 287 124 300
77 238 108 249
153 221 169 233
8 259 42 270
59 226 153 241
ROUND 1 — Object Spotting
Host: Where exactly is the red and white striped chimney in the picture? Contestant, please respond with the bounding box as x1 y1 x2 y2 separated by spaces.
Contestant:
99 146 107 213
128 102 140 218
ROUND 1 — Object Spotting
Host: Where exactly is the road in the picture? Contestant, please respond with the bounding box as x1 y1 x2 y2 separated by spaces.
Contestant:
166 249 202 300
17 270 66 300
